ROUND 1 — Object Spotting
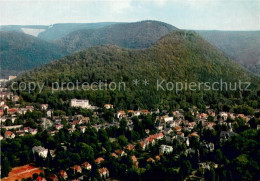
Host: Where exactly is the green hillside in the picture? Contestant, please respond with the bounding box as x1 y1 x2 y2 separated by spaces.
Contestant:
38 22 118 41
197 31 260 75
17 30 260 110
0 31 68 78
54 20 178 52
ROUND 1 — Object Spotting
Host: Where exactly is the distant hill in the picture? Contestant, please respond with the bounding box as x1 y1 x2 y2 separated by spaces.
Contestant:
197 31 260 75
54 20 178 52
0 31 68 78
19 30 259 109
37 22 118 41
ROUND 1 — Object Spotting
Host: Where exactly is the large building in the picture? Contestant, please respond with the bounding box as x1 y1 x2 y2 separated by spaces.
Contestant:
32 146 48 158
70 99 93 109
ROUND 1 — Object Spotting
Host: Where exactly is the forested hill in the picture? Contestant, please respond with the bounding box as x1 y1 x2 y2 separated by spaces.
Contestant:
54 20 178 53
37 22 117 41
18 31 260 109
0 31 68 78
197 31 260 75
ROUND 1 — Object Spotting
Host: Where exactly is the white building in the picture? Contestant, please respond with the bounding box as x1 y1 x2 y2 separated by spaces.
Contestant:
32 146 48 158
70 99 93 109
159 145 173 154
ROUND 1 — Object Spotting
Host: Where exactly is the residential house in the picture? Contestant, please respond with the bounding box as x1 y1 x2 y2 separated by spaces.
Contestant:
81 162 92 170
95 157 104 164
116 110 126 119
99 167 109 179
41 104 48 110
59 170 68 179
5 131 15 139
104 104 113 109
115 149 127 157
131 155 139 167
71 165 82 174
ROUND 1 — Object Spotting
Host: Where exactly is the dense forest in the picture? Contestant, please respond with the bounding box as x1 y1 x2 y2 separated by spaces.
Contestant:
0 31 68 77
14 30 260 111
54 20 178 52
197 31 260 75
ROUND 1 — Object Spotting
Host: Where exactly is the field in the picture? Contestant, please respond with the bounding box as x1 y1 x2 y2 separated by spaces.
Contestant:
2 164 43 181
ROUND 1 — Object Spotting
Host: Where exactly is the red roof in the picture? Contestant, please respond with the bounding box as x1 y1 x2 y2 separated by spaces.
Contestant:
59 170 67 178
5 131 14 136
95 157 104 164
132 155 137 162
81 161 91 168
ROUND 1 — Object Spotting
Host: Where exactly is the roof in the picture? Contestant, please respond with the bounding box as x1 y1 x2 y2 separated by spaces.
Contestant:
99 167 109 174
81 161 91 168
147 157 155 162
5 131 14 136
59 170 67 177
95 157 104 164
72 165 81 171
132 155 137 162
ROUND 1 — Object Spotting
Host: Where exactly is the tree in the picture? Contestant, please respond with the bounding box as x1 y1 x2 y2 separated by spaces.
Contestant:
2 156 11 177
5 119 12 126
205 168 216 181
117 135 128 147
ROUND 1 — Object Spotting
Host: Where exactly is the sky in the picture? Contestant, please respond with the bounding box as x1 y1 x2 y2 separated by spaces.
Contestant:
0 0 259 30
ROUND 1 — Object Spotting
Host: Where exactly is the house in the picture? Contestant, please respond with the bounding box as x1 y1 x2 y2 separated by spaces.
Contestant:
219 112 228 120
71 165 82 174
140 141 146 150
95 157 104 164
188 132 200 138
115 149 127 157
29 128 38 135
147 157 155 163
99 167 109 178
25 106 34 112
47 110 53 117
140 109 149 115
174 126 182 132
49 174 59 181
7 108 18 115
55 124 63 130
111 152 118 158
32 146 48 158
176 131 184 137
163 128 173 135
198 162 211 174
161 115 174 123
159 145 173 154
5 131 15 139
41 104 48 110
104 104 113 109
81 162 92 170
16 130 25 136
131 155 138 167
125 144 135 151
12 95 20 102
116 110 126 119
80 126 86 133
59 170 68 179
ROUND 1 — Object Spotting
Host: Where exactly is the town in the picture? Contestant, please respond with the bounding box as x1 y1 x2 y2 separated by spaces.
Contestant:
1 86 259 181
